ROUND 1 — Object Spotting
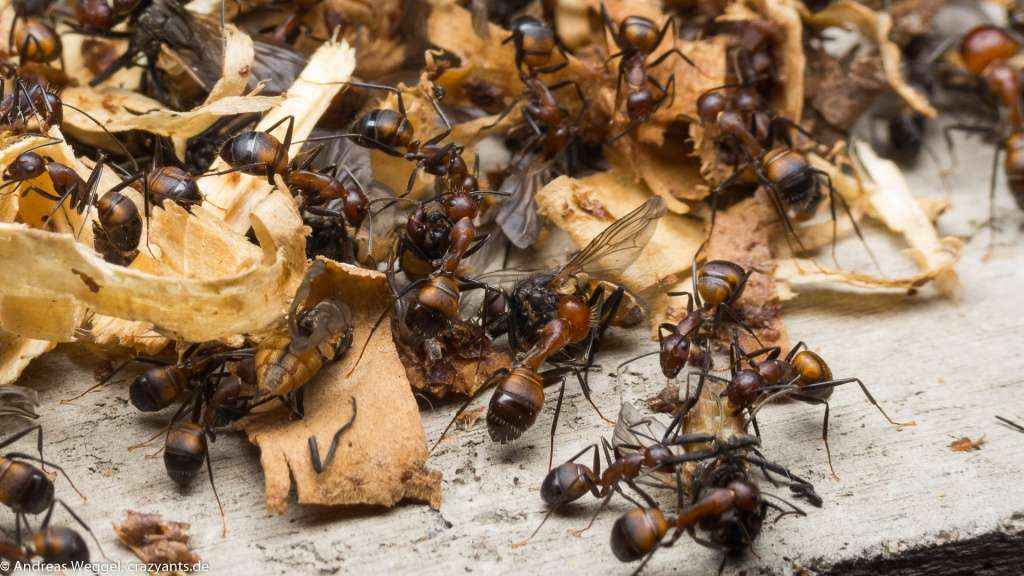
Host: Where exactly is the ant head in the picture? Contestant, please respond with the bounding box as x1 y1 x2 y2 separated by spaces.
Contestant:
960 25 1019 76
727 479 761 512
4 151 46 182
73 0 116 29
129 366 181 412
726 369 763 408
658 332 689 379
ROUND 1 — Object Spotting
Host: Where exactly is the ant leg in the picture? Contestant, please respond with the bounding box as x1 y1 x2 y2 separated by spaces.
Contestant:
547 376 568 470
202 443 228 537
997 415 1024 433
598 2 620 49
649 47 698 73
0 424 44 467
783 341 808 363
424 91 453 146
308 397 357 474
798 378 914 427
614 350 659 381
942 124 993 171
47 499 110 560
787 393 838 479
813 168 880 272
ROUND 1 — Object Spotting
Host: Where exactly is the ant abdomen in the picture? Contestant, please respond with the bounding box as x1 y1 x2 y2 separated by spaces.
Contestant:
164 422 207 485
33 526 89 565
146 166 202 209
0 460 53 514
351 109 413 151
790 349 833 399
96 189 142 252
219 132 287 177
13 18 61 63
619 16 660 53
540 462 594 506
2 151 46 181
698 260 747 309
609 507 668 562
762 149 820 220
508 16 557 70
129 366 187 412
486 368 544 443
417 275 461 319
73 0 115 29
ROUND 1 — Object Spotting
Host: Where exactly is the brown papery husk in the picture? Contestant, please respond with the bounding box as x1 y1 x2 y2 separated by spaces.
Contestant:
394 319 512 399
113 510 200 566
241 261 441 512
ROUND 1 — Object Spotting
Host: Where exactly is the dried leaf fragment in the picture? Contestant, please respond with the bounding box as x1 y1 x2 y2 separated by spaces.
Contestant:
949 436 986 452
114 510 200 566
242 262 441 512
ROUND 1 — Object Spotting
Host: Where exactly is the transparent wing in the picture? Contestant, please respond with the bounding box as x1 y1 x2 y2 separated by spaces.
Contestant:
554 196 666 284
611 402 680 491
495 165 542 249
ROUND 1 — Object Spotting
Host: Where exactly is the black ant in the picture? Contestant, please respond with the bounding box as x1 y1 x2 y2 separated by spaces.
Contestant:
600 3 698 138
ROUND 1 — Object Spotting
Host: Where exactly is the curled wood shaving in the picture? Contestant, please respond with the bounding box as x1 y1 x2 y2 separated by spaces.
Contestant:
61 26 280 161
0 333 54 387
806 0 937 118
242 261 441 512
202 39 355 233
0 189 305 343
535 173 705 295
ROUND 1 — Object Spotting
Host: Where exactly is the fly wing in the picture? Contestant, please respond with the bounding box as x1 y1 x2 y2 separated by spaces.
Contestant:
141 0 226 91
553 196 666 285
611 402 681 491
495 162 543 249
250 39 307 95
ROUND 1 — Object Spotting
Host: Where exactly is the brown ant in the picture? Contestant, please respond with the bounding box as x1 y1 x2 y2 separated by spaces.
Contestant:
706 335 914 477
612 445 811 575
600 3 699 138
213 115 370 229
0 426 104 560
943 25 1024 229
0 143 144 261
504 15 569 79
10 17 63 69
697 84 873 263
123 343 256 414
0 524 91 569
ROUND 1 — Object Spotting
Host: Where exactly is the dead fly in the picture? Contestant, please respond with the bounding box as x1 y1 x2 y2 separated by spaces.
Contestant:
434 198 665 461
254 261 354 409
88 0 306 107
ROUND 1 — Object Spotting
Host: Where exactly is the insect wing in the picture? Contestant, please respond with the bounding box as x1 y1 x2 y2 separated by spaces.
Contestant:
553 196 666 285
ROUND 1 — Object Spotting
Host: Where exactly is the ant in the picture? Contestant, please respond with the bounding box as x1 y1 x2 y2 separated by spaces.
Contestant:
504 15 569 79
0 143 143 262
214 115 370 228
709 334 914 477
696 84 872 263
944 25 1024 229
613 446 811 575
9 17 63 69
432 199 665 462
600 3 699 138
123 343 256 414
0 426 104 559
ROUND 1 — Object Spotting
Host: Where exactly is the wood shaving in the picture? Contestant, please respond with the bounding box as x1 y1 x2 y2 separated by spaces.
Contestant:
114 510 201 567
